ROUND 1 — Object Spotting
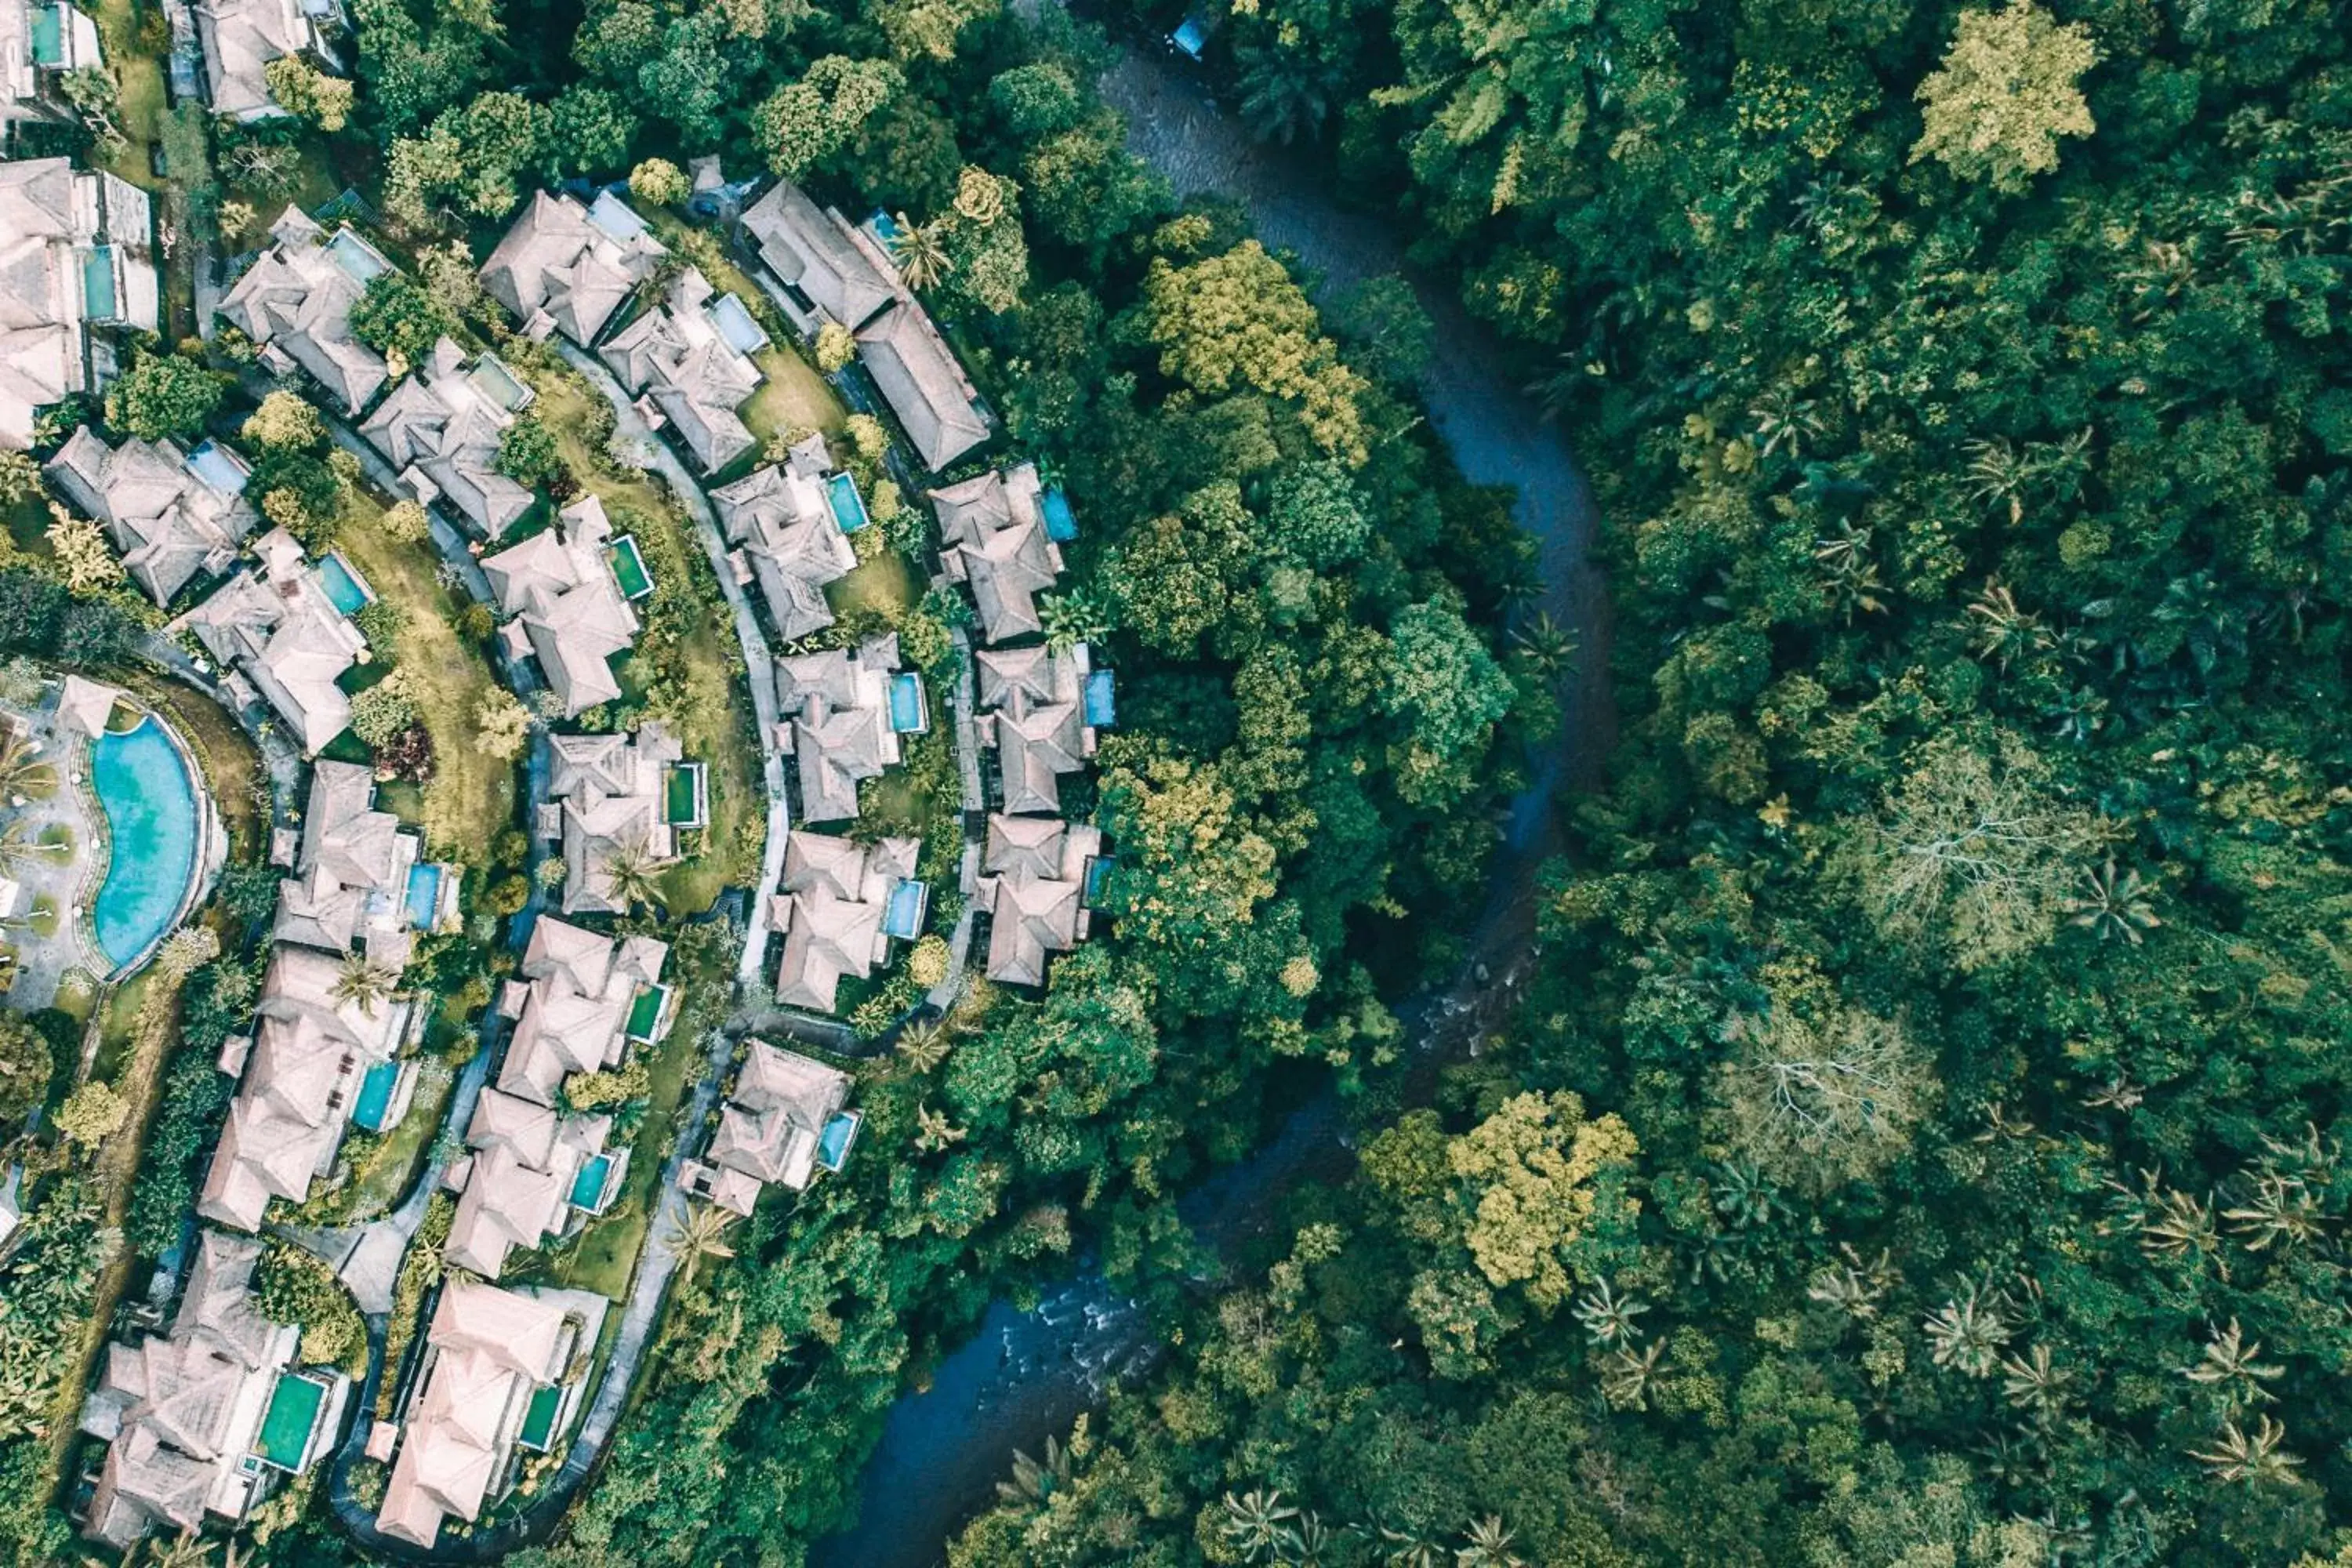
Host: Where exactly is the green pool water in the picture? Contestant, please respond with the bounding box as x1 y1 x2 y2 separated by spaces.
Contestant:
90 717 201 973
626 985 666 1040
605 536 653 599
517 1382 562 1450
255 1372 325 1470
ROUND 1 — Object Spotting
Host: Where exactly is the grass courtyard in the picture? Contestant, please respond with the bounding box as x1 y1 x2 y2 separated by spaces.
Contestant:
528 373 763 916
333 492 519 864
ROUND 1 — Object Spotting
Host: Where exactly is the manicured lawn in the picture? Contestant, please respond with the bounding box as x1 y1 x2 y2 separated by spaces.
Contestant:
739 354 848 456
334 493 519 864
89 0 165 194
530 373 763 916
829 550 920 621
336 1058 452 1221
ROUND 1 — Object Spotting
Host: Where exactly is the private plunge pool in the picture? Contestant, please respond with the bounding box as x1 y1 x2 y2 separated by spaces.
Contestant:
89 715 202 974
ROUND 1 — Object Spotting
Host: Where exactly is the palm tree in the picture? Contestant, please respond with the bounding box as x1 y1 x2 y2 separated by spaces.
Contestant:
2183 1319 2285 1408
1456 1515 1525 1568
888 216 952 292
1570 1280 1646 1346
995 1435 1073 1505
1376 1523 1446 1568
895 1016 955 1074
0 820 67 870
2193 1414 2302 1483
673 1200 737 1283
1963 437 2031 524
1508 612 1577 683
0 451 41 506
1747 387 1825 460
329 953 400 1018
143 1530 212 1568
0 728 48 805
600 836 668 913
2066 860 2160 943
1220 1490 1298 1563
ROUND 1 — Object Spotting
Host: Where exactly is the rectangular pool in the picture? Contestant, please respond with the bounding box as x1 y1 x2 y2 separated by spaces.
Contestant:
27 5 62 64
517 1382 562 1451
887 672 927 735
1083 855 1112 909
467 354 534 413
826 472 870 533
317 552 373 616
881 877 927 942
663 763 706 827
80 247 118 322
817 1109 862 1173
350 1058 401 1131
569 1152 614 1211
1083 668 1116 728
404 862 441 930
253 1372 326 1471
626 983 669 1041
325 227 390 284
586 190 650 244
710 293 770 354
1041 485 1077 543
604 535 653 599
185 439 251 496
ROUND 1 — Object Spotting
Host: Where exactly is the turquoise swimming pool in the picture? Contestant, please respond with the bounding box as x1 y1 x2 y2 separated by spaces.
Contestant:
351 1058 401 1131
90 717 201 972
317 553 373 615
826 473 871 533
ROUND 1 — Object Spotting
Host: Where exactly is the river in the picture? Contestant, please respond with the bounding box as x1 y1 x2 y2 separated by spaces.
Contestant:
809 31 1607 1568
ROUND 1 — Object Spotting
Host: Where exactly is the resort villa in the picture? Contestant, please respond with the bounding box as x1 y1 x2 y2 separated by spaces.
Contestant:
481 495 642 717
447 920 667 1277
272 757 460 964
539 723 705 916
710 438 861 642
493 916 671 1109
930 463 1063 645
198 940 421 1230
175 526 371 755
0 156 158 448
215 208 394 416
479 189 666 347
45 424 256 606
444 1086 625 1279
374 1280 606 1548
973 814 1103 988
774 632 920 825
680 1038 858 1215
770 831 925 1013
974 643 1098 817
599 265 763 473
361 335 537 539
193 0 343 120
78 1232 348 1549
739 178 989 471
2 0 103 127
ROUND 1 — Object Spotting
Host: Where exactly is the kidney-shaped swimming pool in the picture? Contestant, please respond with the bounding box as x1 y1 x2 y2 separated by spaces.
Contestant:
89 716 201 973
